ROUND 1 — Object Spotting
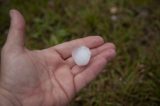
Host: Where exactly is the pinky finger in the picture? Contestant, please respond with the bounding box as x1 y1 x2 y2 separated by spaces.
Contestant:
74 49 116 92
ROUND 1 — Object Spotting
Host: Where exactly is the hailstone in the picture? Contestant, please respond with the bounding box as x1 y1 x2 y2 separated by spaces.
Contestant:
72 46 91 66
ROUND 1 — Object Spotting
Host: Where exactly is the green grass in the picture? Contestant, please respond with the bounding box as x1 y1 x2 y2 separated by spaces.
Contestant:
0 0 160 105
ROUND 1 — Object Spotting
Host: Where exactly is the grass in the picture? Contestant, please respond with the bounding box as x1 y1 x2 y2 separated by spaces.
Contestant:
0 0 160 105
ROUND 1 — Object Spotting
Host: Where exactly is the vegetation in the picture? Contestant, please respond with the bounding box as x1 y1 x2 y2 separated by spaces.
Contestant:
0 0 160 105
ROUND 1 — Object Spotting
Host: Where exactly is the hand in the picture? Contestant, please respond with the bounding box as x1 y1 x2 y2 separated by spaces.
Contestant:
0 10 116 106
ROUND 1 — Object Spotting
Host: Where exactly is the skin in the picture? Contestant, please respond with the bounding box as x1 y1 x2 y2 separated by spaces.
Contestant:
0 9 116 106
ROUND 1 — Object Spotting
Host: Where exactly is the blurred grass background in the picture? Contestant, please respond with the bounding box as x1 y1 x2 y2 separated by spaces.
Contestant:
0 0 160 106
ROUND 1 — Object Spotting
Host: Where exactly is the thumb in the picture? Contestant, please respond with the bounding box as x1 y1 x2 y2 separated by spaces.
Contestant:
5 9 26 50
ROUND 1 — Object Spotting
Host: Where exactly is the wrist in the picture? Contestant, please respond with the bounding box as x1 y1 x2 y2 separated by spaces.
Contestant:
0 87 22 106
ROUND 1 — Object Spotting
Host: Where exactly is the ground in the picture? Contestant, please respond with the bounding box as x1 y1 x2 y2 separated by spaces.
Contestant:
0 0 160 106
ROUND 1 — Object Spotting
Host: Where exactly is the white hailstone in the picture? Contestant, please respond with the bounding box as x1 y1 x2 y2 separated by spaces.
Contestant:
72 46 91 66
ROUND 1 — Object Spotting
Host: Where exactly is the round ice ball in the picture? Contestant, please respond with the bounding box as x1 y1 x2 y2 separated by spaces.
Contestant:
72 46 91 66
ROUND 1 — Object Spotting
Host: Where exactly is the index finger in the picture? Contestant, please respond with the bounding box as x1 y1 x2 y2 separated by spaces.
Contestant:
49 36 104 59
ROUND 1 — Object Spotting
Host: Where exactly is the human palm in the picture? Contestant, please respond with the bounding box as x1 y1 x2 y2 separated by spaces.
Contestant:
0 10 116 106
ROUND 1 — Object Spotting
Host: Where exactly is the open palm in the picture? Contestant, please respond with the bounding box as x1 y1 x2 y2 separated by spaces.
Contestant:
0 10 116 106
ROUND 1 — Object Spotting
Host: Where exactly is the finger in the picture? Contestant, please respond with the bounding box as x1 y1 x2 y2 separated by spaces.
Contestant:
72 48 116 75
49 36 104 59
91 43 115 57
5 9 25 50
74 49 116 92
66 43 115 68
